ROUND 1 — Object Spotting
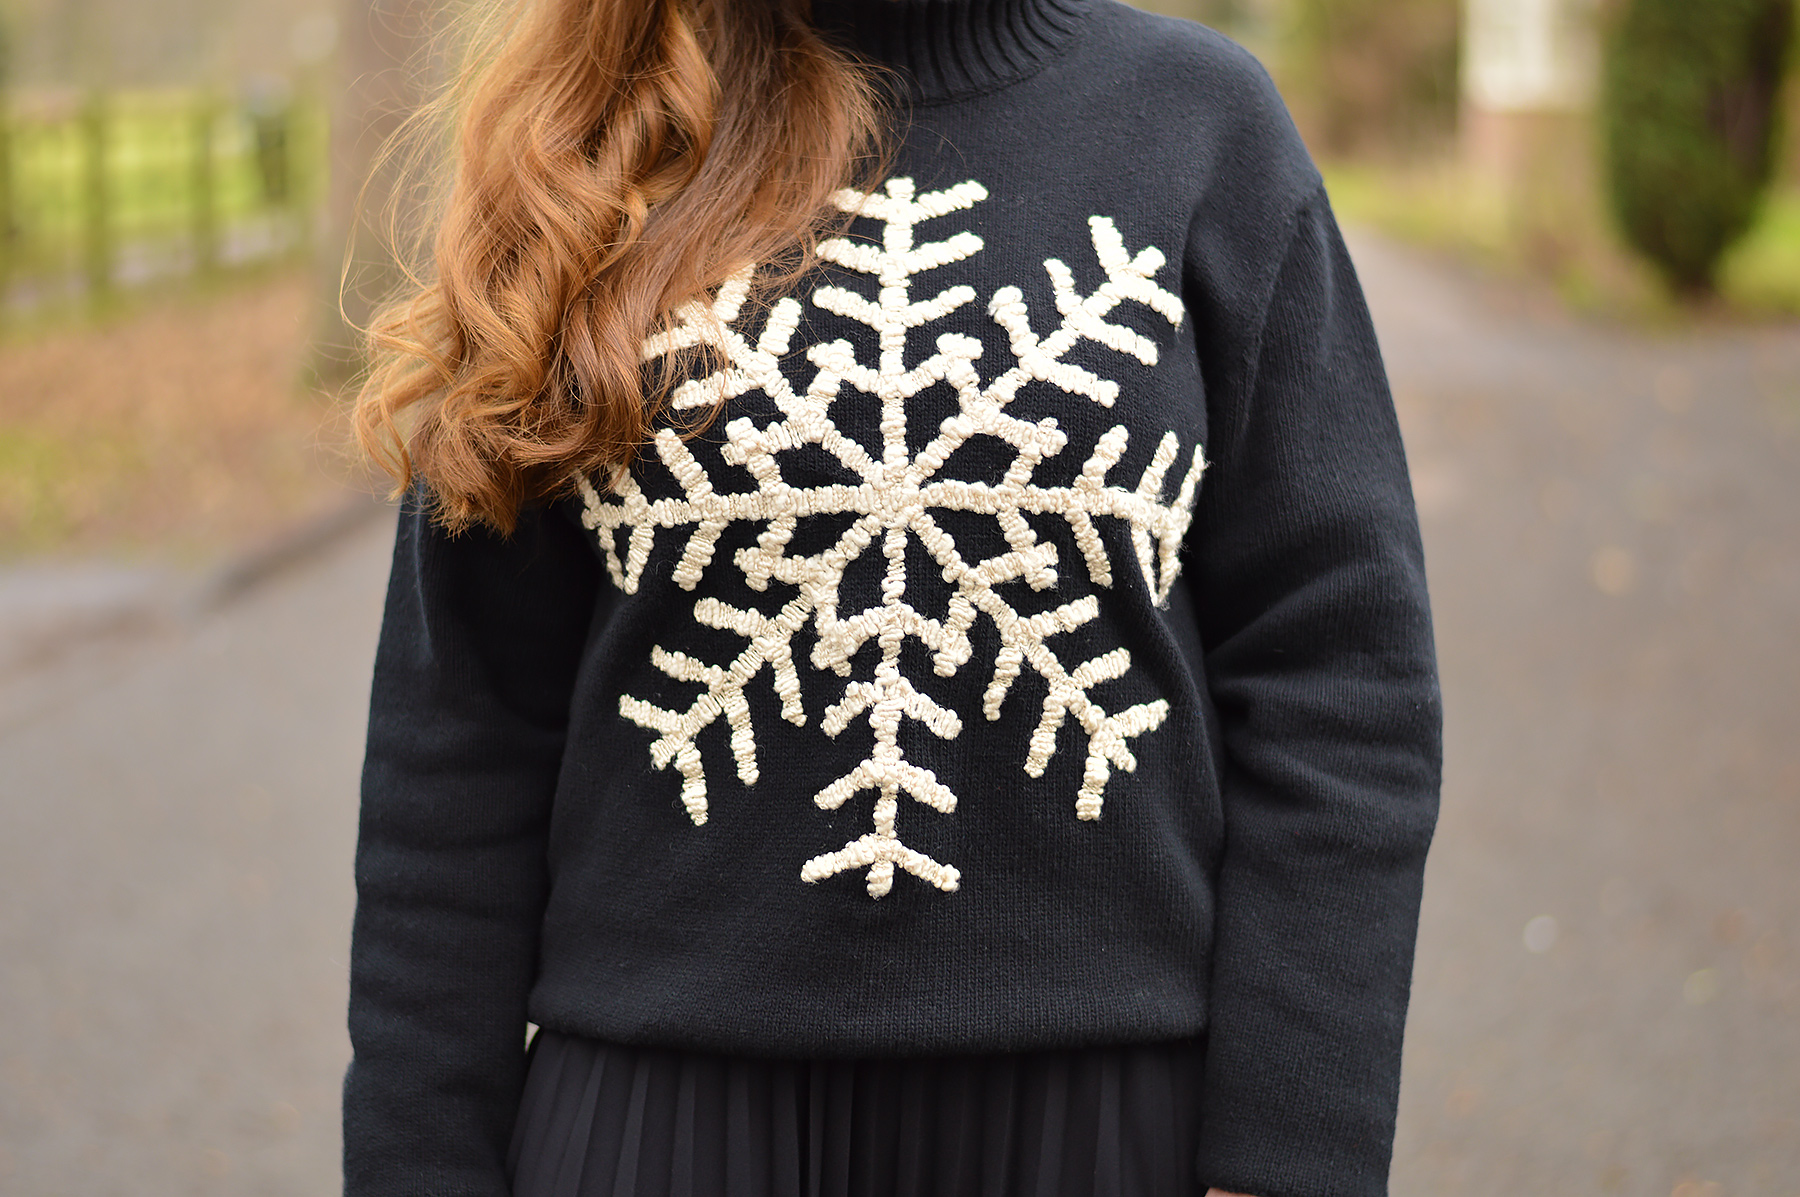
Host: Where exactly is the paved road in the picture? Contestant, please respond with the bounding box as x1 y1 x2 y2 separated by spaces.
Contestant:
2 234 1797 1196
1361 236 1800 1196
0 523 390 1197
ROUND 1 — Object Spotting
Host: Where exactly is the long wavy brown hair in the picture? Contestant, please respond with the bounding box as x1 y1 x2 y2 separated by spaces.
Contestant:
353 0 888 532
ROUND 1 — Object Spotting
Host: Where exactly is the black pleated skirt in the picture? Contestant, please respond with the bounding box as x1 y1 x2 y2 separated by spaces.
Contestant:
508 1030 1207 1197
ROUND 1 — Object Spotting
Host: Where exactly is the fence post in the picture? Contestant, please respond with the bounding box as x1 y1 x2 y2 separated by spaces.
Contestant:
0 7 12 314
191 95 219 275
0 104 12 311
290 86 321 253
80 92 110 305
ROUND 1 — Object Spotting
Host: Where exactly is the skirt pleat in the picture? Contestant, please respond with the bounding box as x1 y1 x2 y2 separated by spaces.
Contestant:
509 1031 1206 1197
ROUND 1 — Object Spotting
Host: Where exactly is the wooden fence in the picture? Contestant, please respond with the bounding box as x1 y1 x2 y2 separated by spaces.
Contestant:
0 88 326 314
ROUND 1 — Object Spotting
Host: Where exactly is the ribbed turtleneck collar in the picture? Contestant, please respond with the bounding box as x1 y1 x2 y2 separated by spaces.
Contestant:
809 0 1091 104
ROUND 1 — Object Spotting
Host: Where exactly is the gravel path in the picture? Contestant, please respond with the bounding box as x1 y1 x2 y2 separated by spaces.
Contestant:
1 233 1796 1196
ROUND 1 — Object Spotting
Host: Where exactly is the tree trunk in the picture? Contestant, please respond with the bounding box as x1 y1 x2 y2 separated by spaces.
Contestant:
307 0 448 387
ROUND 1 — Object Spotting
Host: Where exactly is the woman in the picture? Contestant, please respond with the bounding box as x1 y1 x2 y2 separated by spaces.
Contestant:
343 0 1442 1195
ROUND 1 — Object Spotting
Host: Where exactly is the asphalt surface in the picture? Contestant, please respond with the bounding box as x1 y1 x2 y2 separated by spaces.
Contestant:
2 233 1797 1196
0 524 390 1196
1361 236 1800 1197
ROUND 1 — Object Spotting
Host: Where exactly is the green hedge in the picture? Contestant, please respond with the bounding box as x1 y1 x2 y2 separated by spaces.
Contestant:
1601 0 1794 295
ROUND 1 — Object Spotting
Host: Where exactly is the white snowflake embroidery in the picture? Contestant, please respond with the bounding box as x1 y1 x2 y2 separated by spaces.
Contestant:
578 178 1205 899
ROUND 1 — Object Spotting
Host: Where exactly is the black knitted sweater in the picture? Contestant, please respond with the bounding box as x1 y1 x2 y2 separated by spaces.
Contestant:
343 2 1443 1195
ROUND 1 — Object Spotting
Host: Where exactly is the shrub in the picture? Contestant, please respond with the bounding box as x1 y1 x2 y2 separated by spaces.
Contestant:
1280 0 1461 158
1601 0 1794 295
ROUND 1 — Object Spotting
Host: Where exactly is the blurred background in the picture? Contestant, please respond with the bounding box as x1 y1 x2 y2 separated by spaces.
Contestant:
0 0 1796 1194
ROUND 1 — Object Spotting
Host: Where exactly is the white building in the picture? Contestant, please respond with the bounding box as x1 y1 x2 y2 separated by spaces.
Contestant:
1464 0 1599 114
1461 0 1602 249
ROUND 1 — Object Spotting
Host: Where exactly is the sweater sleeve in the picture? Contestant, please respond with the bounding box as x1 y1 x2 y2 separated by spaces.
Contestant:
1187 192 1442 1197
343 496 602 1197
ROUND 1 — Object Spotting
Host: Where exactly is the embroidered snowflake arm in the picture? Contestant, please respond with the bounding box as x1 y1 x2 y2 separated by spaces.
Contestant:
914 425 1203 822
901 214 1200 608
902 217 1187 495
576 472 652 592
979 215 1186 409
1132 431 1207 604
963 582 1173 822
615 590 814 825
789 179 1016 896
643 269 806 413
914 431 1206 602
805 673 965 898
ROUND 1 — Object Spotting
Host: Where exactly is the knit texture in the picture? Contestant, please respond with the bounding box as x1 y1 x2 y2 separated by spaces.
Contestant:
344 3 1442 1196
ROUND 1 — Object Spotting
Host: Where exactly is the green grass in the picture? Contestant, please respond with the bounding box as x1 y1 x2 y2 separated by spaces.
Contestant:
1719 187 1800 314
1320 161 1511 261
1322 159 1800 318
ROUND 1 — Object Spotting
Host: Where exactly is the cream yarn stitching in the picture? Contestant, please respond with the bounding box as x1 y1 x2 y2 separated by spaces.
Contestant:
578 177 1205 898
